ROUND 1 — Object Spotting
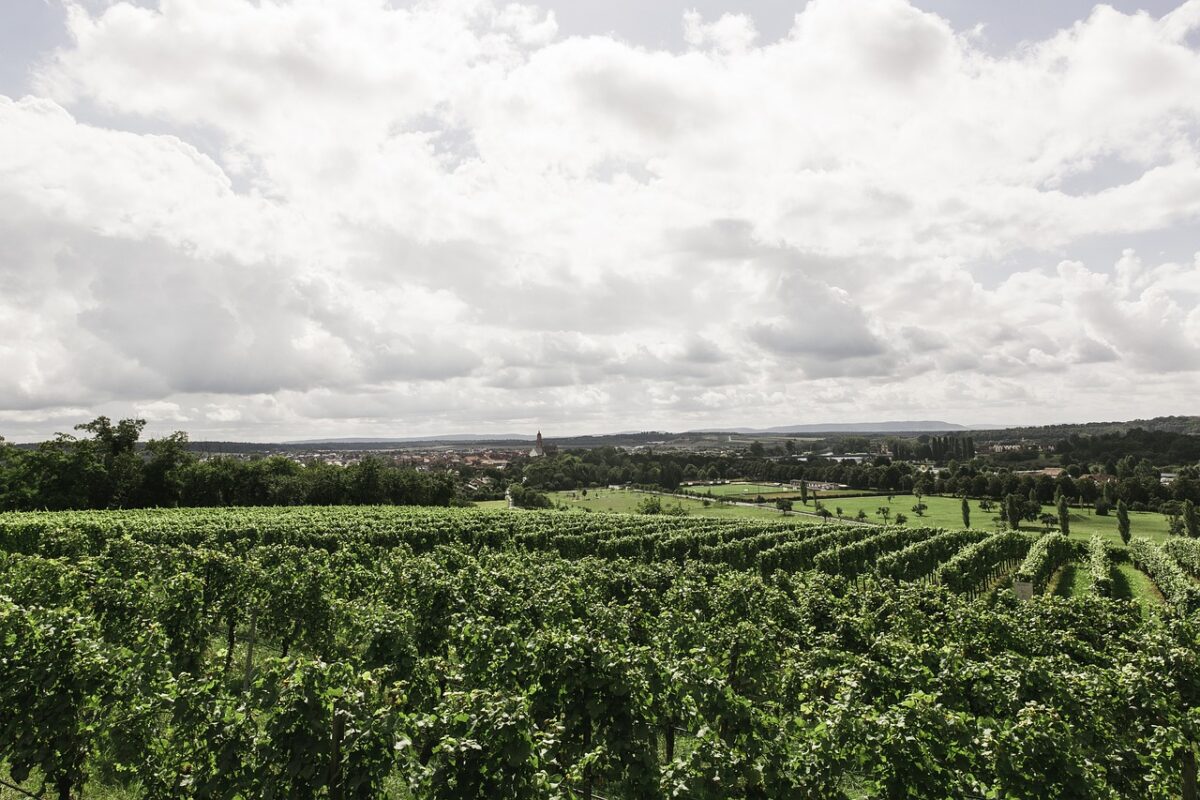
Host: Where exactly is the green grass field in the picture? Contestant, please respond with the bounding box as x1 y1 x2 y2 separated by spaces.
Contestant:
476 489 820 521
811 494 1173 546
684 482 798 498
1048 561 1168 618
474 499 510 510
684 483 877 500
1049 563 1090 598
1113 563 1166 616
548 489 819 520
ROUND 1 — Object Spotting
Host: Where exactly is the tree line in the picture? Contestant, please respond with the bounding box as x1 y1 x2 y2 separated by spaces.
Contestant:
515 449 1200 514
0 418 458 511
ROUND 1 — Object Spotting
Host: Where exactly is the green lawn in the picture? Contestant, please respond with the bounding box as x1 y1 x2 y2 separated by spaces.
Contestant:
684 483 877 500
1049 561 1164 615
1049 563 1090 598
1113 563 1166 617
478 489 820 522
480 490 1175 546
814 494 1173 546
684 482 800 498
550 489 819 521
474 499 510 510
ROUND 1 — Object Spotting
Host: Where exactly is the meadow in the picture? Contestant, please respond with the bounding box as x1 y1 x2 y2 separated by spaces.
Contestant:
809 493 1173 546
548 488 817 521
684 482 874 499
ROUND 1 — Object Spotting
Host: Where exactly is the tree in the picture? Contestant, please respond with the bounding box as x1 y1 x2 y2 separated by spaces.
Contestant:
1185 499 1198 539
140 431 194 507
1005 494 1022 531
876 506 891 524
799 481 809 506
70 416 147 508
1163 500 1185 536
635 495 663 515
856 509 868 521
749 441 766 457
509 484 552 509
1039 513 1057 533
1057 494 1070 535
961 497 970 529
894 513 908 524
775 498 793 512
1117 499 1131 545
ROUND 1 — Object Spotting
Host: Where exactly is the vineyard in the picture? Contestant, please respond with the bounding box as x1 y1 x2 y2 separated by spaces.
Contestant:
1 506 1198 799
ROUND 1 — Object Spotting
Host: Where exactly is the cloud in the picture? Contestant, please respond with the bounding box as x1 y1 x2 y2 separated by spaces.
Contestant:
2 0 1200 439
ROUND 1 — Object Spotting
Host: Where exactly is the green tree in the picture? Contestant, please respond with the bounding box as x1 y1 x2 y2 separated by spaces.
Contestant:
635 495 663 515
1185 499 1198 539
75 416 146 508
140 432 194 507
1005 494 1023 531
961 497 970 529
1117 499 1131 545
799 480 809 506
1057 494 1070 535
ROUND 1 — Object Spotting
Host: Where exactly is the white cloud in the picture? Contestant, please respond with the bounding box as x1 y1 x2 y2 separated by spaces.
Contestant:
2 0 1200 439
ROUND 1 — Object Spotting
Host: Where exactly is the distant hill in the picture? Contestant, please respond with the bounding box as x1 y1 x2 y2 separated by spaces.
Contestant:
167 416 1199 454
691 421 972 434
976 416 1200 441
284 433 533 444
763 420 970 434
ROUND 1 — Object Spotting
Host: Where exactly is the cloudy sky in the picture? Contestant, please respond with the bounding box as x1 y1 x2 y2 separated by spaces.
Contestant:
2 0 1200 441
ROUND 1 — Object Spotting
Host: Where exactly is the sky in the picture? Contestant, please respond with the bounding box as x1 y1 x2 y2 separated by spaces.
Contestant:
1 0 1199 442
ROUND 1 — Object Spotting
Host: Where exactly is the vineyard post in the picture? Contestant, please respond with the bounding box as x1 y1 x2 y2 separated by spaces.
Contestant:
327 704 346 800
242 607 258 693
582 688 594 800
224 610 237 677
1183 747 1196 800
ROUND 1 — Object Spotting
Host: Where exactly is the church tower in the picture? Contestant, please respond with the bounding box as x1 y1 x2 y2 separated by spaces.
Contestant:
529 431 546 458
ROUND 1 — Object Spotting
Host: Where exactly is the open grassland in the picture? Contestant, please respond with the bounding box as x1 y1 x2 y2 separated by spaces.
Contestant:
684 482 797 497
815 493 1173 546
545 488 818 521
474 489 817 521
685 483 877 500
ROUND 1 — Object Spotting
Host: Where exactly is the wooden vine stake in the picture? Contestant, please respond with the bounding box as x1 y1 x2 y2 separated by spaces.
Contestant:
242 607 258 693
